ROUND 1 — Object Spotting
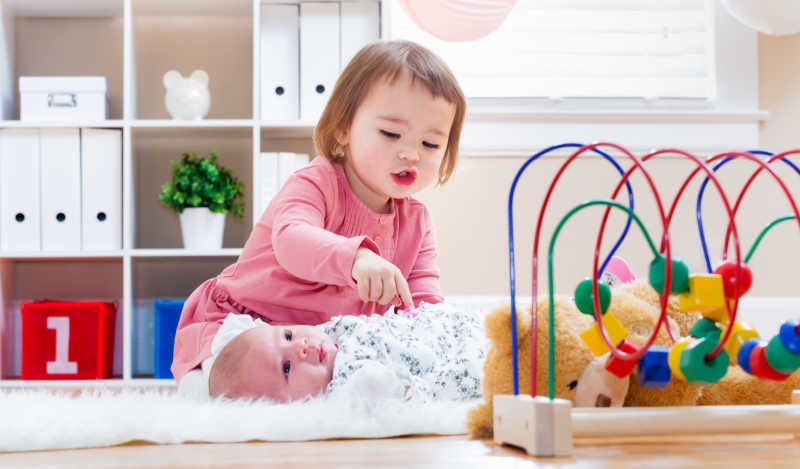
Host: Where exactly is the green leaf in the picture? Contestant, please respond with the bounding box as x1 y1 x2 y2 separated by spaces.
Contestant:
157 150 246 219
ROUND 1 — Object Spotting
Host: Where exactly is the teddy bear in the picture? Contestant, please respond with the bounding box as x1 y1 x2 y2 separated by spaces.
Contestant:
162 69 211 120
467 277 800 438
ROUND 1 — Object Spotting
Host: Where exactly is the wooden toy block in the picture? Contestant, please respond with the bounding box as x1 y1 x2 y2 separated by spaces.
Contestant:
648 254 690 294
579 312 627 356
793 390 800 405
636 345 671 388
779 319 800 354
668 338 692 381
737 338 760 375
493 394 572 457
765 335 800 374
750 343 791 382
689 317 721 341
679 336 729 384
722 320 759 365
714 261 753 299
678 274 728 322
604 339 640 379
574 278 611 316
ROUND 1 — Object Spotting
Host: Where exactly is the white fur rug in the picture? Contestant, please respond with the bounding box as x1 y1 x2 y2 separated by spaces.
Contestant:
0 389 479 452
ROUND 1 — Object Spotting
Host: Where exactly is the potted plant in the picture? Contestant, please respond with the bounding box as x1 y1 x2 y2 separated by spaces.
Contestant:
158 151 244 249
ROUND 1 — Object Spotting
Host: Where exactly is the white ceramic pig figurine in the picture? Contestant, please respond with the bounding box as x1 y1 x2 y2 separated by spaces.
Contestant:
163 70 211 120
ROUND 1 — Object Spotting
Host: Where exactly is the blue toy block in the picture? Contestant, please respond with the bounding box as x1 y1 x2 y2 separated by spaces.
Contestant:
737 338 760 375
154 299 185 379
636 345 671 388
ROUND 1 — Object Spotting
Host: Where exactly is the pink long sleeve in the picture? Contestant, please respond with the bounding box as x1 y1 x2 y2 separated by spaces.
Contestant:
271 172 379 288
407 207 444 305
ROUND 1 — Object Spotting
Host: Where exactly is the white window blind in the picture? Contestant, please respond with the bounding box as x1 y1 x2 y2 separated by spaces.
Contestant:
389 0 715 100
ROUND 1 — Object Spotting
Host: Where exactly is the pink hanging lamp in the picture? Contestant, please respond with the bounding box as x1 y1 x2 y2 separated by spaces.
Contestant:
398 0 518 42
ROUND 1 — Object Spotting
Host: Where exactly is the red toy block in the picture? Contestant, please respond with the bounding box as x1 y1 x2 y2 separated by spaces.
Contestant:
604 339 640 379
749 343 791 382
21 300 116 380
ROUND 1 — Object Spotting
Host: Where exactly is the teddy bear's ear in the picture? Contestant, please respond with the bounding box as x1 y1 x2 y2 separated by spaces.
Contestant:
162 70 182 89
484 303 531 349
190 69 209 86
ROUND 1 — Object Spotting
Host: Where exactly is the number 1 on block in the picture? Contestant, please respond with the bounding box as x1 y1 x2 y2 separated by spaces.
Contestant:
46 316 78 374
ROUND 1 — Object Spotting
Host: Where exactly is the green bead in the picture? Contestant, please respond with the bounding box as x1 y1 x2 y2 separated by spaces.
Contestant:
574 278 612 316
690 317 722 341
765 335 800 374
679 337 730 384
648 254 690 294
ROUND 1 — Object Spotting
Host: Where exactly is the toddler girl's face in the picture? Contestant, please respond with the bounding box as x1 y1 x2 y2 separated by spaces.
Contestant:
253 324 338 402
339 69 456 212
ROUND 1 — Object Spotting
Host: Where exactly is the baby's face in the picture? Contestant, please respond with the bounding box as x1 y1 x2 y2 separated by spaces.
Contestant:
248 324 338 402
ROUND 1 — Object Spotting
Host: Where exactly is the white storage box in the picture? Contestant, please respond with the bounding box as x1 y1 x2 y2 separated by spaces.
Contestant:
19 76 109 122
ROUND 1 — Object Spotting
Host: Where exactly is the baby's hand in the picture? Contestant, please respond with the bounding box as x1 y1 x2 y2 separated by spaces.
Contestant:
351 247 413 307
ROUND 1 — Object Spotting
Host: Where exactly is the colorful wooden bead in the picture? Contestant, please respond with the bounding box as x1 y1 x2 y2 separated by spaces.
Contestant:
679 337 729 384
779 319 800 354
648 254 690 294
765 335 800 374
678 274 728 323
713 261 753 299
604 339 640 379
636 345 671 388
668 338 692 381
722 320 760 365
579 312 628 356
737 338 760 375
689 317 722 341
750 343 791 382
574 278 612 316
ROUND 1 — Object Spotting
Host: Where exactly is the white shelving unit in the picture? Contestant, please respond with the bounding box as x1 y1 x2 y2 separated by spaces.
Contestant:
0 0 383 388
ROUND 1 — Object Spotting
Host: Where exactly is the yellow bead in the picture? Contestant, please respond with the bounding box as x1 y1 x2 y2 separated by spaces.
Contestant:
722 320 760 365
668 338 692 381
579 312 628 356
678 274 728 322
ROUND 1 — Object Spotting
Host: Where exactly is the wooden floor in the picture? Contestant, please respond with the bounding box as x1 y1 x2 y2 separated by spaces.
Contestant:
1 433 799 468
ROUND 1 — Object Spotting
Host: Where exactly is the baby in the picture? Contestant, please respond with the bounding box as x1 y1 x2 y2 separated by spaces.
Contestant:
202 303 487 403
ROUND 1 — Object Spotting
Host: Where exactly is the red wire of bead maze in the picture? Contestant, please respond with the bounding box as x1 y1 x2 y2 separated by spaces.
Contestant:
529 143 800 397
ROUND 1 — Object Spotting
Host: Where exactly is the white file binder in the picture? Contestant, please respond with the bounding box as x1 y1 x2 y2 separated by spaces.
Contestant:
300 2 340 122
258 152 279 216
0 129 41 252
40 128 81 251
81 128 121 251
260 3 300 121
278 152 297 189
340 2 380 70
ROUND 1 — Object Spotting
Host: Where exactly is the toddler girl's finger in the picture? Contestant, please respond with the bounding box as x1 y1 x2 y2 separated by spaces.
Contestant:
395 273 413 309
369 276 383 302
357 275 370 302
378 273 396 305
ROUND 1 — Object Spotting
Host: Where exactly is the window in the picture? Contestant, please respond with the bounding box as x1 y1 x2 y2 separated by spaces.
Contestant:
389 0 714 100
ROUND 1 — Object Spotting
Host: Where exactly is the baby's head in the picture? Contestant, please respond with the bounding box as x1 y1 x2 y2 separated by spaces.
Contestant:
208 323 337 402
315 40 466 202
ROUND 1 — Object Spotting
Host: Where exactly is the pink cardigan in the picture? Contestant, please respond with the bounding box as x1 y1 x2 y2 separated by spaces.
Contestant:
171 156 443 381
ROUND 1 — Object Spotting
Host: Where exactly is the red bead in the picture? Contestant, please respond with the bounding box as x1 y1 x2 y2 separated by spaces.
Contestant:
749 343 791 382
713 261 753 299
604 339 640 379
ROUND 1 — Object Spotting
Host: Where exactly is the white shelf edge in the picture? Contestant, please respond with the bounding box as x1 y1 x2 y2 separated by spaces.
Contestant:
131 248 243 258
130 119 256 128
0 378 176 388
0 251 124 260
0 120 124 128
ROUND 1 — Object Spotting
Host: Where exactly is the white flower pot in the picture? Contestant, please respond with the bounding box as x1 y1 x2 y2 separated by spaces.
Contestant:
179 207 225 249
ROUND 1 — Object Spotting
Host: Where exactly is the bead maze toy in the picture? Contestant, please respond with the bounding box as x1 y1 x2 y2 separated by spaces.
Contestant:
492 142 800 457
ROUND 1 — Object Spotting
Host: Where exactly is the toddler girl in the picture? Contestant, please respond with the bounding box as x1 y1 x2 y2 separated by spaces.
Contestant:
172 40 466 398
200 302 486 403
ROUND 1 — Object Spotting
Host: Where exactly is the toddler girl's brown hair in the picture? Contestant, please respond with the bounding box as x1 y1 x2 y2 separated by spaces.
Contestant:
314 40 466 185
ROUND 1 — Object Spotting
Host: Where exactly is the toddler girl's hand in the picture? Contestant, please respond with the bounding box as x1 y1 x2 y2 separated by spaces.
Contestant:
351 247 413 307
